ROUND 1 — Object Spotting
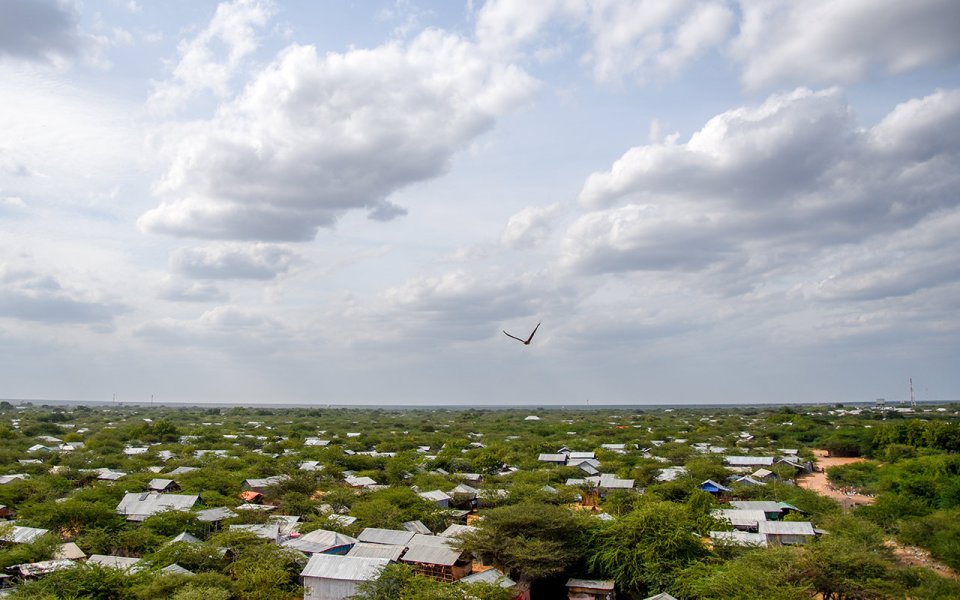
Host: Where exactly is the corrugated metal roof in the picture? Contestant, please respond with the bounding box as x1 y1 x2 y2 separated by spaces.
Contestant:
116 492 198 518
1 525 49 544
300 554 389 581
438 524 477 538
346 542 406 561
299 529 358 547
244 475 289 489
358 528 415 546
759 521 816 536
162 563 194 575
729 500 781 513
402 520 432 535
538 453 567 462
169 531 201 544
148 478 175 490
400 537 463 566
418 490 451 502
53 542 86 560
712 509 767 528
460 568 515 588
725 456 775 466
710 531 768 547
87 555 142 570
195 506 237 522
167 466 198 475
230 522 280 541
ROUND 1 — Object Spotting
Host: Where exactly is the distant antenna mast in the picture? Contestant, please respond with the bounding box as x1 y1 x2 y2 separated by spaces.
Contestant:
910 378 916 408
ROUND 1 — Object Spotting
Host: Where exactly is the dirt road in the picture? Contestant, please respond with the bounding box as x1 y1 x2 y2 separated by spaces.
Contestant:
798 450 959 579
795 449 875 508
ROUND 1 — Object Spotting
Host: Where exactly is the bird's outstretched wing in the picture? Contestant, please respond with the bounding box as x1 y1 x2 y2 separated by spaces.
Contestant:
503 330 526 343
523 322 541 344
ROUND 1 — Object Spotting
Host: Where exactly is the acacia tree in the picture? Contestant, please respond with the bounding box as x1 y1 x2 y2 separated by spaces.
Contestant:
455 502 592 585
675 546 811 600
587 498 711 598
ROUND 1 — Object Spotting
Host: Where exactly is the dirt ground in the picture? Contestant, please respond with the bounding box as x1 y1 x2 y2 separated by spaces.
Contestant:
799 450 959 580
795 449 875 507
885 539 960 580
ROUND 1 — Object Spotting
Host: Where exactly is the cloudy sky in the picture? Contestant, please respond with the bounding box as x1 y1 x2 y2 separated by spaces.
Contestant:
1 0 959 406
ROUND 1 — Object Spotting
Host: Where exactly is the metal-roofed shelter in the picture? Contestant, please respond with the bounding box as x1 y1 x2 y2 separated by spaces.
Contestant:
87 555 142 571
168 531 201 545
242 475 290 494
710 530 768 548
459 568 516 589
285 529 358 555
53 542 86 560
758 520 817 545
538 453 567 464
712 509 767 531
402 520 432 535
698 479 731 495
230 522 280 543
167 466 198 476
724 456 775 468
346 542 406 562
148 478 179 492
116 492 199 521
301 554 389 600
161 563 194 575
729 500 784 520
357 528 415 547
0 525 49 545
400 534 471 582
438 524 477 538
417 490 451 507
195 506 237 523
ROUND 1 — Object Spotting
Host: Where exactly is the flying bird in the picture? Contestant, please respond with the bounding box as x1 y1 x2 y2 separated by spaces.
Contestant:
503 322 540 345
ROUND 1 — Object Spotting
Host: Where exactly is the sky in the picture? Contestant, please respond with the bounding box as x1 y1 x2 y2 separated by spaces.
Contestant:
1 0 959 406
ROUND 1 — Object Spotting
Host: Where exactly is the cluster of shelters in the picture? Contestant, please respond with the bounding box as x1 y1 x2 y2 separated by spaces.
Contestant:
710 500 820 548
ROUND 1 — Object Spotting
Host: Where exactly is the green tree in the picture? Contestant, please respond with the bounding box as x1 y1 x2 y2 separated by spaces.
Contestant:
676 546 810 600
455 502 591 585
587 498 711 597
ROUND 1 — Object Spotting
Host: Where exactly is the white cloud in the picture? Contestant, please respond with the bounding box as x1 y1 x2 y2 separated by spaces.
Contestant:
476 0 960 89
146 0 274 114
500 203 561 249
157 277 229 303
732 0 960 89
170 243 299 280
477 0 732 83
579 88 856 210
564 87 960 311
140 30 539 241
134 304 284 347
